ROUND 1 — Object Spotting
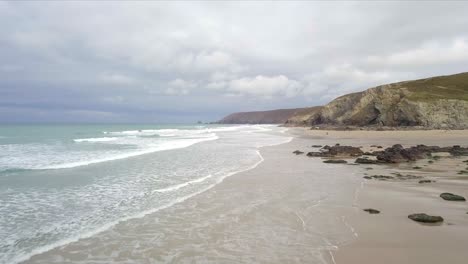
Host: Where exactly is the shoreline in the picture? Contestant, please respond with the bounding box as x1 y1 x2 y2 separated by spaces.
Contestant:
23 127 468 263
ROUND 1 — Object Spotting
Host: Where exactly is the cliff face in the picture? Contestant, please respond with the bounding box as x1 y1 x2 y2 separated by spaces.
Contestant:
218 108 318 124
286 72 468 129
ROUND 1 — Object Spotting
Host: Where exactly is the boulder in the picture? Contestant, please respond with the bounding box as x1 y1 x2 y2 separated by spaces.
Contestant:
408 213 444 223
440 193 466 201
376 144 439 163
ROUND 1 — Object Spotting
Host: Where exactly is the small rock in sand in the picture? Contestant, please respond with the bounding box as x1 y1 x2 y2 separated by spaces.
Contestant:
419 180 434 184
440 193 466 201
363 208 380 214
293 150 304 155
355 158 378 164
408 213 444 223
323 159 348 164
311 145 322 148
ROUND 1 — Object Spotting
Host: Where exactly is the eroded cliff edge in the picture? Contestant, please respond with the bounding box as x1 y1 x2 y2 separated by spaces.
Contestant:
285 72 468 129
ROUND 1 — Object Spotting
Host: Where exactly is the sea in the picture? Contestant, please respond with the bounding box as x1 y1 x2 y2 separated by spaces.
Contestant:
0 124 293 264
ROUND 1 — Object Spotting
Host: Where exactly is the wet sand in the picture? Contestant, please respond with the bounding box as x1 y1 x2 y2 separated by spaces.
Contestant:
26 128 468 264
299 128 468 264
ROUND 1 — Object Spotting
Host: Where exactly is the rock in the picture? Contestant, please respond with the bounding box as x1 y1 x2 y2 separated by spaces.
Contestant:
307 145 363 158
355 158 378 164
363 208 380 214
375 144 448 163
293 150 304 155
440 193 466 201
323 159 347 164
413 166 422 169
371 145 383 148
408 213 444 223
419 180 434 184
363 151 377 156
311 145 322 148
394 174 423 180
327 145 363 156
364 175 394 180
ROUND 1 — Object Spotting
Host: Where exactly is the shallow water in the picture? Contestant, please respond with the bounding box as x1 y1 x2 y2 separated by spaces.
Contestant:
0 124 292 264
24 136 365 264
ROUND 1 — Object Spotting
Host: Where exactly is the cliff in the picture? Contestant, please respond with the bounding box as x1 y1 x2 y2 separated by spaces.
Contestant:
286 72 468 129
218 107 319 124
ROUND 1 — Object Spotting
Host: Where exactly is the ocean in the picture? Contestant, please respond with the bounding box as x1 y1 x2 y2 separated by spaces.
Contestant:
0 124 292 264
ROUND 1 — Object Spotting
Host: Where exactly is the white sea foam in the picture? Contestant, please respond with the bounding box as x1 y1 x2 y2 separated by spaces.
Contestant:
2 124 292 264
9 149 269 264
152 174 213 193
73 137 118 143
44 135 219 170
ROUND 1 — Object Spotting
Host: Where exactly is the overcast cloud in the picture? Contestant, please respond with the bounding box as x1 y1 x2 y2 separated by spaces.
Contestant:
1 1 467 123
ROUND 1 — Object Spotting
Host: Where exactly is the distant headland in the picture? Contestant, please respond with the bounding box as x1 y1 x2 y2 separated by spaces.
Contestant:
218 72 468 129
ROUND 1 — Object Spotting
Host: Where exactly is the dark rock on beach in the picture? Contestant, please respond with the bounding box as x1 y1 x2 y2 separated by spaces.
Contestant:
363 175 394 180
408 213 444 223
363 208 380 214
323 159 348 164
293 150 304 155
311 145 322 148
440 193 466 201
307 145 363 158
355 158 377 164
419 180 435 184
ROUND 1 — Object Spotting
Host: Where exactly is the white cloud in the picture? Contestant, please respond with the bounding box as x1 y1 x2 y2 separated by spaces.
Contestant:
302 64 397 101
366 38 468 67
228 75 303 98
99 73 135 85
165 78 197 95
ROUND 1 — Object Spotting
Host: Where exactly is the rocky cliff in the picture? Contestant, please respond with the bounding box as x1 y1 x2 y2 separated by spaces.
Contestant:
286 72 468 129
218 107 319 124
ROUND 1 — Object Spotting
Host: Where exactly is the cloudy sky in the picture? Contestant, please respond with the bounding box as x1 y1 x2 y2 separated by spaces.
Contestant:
1 1 468 123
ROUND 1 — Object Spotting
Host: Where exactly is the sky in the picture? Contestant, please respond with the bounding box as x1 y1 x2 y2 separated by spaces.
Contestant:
1 1 468 123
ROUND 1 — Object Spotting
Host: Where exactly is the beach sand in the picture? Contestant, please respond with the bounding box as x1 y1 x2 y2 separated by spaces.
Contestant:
298 128 468 264
26 128 468 264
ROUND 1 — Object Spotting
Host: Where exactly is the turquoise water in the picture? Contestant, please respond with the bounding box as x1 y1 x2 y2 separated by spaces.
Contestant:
0 124 291 264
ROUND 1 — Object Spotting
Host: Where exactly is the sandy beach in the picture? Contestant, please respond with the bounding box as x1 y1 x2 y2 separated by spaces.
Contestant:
296 128 468 264
25 128 468 264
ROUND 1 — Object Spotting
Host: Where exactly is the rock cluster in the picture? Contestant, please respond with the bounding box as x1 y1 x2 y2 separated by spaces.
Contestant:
307 144 363 157
375 144 468 163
